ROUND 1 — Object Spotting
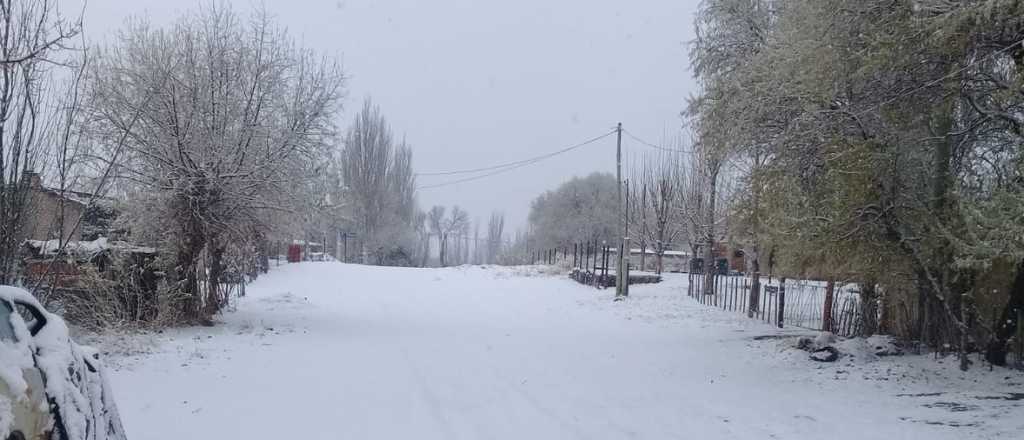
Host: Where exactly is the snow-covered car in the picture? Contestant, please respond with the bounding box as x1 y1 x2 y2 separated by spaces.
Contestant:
0 287 126 440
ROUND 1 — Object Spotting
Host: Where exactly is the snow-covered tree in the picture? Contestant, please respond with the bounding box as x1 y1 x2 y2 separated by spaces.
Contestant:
90 5 345 321
339 99 420 266
527 173 618 249
427 205 470 267
486 212 505 264
688 0 1024 368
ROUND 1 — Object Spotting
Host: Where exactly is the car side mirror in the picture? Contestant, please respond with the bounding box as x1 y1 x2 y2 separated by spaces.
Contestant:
12 301 47 337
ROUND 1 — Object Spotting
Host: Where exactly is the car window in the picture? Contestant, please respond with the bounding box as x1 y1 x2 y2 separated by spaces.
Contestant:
12 302 45 336
0 301 16 342
14 303 37 330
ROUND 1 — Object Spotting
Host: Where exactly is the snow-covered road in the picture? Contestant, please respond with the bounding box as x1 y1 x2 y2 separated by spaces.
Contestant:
106 263 1022 439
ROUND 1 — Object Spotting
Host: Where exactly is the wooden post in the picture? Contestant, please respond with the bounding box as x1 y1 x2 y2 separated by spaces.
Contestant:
762 285 769 322
778 277 787 328
592 242 597 273
823 279 836 332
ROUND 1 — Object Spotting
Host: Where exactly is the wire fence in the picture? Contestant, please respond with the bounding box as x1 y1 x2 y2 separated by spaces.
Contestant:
687 272 864 337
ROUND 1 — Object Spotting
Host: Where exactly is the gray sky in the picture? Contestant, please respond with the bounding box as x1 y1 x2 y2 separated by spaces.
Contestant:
69 0 699 232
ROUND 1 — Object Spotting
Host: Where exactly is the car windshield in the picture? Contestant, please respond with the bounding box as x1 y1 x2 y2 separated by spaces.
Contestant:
0 301 16 342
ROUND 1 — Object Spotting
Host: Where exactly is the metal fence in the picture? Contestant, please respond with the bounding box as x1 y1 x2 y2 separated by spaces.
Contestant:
687 272 864 337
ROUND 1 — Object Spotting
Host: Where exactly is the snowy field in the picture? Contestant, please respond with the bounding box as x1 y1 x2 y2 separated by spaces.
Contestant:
92 263 1023 439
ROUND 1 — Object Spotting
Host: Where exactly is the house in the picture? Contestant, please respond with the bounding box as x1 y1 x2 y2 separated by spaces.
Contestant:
21 172 87 243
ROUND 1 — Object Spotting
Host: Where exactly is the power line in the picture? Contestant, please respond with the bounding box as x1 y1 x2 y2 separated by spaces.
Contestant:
623 129 693 154
416 130 617 190
416 129 617 177
417 159 547 190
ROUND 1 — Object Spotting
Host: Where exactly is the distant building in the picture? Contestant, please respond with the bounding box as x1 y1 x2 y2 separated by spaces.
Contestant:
690 243 746 274
610 248 692 273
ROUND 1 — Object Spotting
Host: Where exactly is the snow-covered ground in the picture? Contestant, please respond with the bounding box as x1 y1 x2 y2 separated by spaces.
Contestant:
94 263 1023 439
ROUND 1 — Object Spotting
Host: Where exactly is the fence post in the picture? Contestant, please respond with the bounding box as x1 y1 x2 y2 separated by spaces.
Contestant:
778 277 787 328
823 279 835 332
591 243 597 273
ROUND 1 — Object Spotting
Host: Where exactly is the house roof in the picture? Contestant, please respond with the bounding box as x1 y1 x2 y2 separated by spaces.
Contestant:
23 171 111 208
25 237 157 258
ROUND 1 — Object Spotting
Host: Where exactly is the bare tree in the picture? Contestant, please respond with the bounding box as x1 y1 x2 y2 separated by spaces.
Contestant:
0 0 81 283
486 212 505 264
445 207 469 267
428 205 469 267
428 205 446 266
632 151 686 274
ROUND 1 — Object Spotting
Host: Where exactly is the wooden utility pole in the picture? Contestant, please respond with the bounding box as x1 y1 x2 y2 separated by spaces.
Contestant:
615 122 627 300
624 180 631 297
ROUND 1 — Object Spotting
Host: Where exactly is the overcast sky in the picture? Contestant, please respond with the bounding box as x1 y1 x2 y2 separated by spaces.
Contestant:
68 0 700 232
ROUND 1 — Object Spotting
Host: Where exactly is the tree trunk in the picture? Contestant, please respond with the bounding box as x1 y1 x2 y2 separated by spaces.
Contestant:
439 234 447 267
916 268 932 350
985 258 1024 366
702 168 719 297
177 215 205 321
859 281 879 337
823 279 835 333
640 243 646 273
205 242 226 318
748 249 761 319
